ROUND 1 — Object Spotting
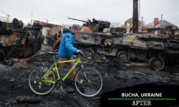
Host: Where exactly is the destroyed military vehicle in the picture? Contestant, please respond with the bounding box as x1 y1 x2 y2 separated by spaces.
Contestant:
46 17 179 71
70 18 179 71
0 18 44 62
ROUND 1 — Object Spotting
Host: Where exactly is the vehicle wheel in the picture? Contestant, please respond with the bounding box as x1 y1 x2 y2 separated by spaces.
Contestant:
74 68 103 97
0 50 5 62
29 66 56 95
117 51 130 63
94 52 102 60
83 48 94 58
149 58 165 71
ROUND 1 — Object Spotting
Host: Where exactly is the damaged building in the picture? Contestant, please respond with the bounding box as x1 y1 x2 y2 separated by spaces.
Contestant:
142 18 178 34
33 20 63 50
33 20 62 45
120 17 143 33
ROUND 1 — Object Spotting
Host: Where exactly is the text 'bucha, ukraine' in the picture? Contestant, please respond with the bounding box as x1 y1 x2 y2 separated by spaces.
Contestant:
122 93 162 98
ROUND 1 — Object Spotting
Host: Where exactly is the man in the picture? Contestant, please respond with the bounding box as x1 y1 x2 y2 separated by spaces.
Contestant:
44 24 82 85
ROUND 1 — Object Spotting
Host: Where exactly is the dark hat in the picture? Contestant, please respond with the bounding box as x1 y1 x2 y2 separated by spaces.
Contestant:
71 24 79 30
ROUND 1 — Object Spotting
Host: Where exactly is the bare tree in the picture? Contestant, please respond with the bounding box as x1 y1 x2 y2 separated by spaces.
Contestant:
60 24 72 29
60 24 67 28
110 21 121 28
60 24 82 30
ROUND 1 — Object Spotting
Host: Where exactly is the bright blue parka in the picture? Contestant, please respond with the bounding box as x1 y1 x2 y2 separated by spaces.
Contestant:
58 28 78 58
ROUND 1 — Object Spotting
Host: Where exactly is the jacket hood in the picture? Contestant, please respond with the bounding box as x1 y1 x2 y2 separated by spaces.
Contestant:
63 28 73 35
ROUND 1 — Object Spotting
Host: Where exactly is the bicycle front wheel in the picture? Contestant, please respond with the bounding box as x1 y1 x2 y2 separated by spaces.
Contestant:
29 66 56 95
74 68 103 97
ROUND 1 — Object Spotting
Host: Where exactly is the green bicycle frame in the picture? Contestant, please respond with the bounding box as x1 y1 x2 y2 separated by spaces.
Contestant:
41 58 81 84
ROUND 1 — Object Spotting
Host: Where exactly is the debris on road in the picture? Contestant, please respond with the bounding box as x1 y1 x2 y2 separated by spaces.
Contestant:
173 73 179 76
135 71 147 76
15 96 42 103
10 78 15 82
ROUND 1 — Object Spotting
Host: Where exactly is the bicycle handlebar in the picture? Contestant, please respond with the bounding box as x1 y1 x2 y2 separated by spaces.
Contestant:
76 49 83 57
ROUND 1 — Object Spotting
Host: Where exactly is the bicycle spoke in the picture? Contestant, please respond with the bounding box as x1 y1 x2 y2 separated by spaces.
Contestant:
90 75 100 81
89 70 95 80
77 82 87 88
31 82 36 90
37 68 42 77
90 79 101 83
89 84 94 93
77 73 84 79
89 83 98 92
76 81 87 87
37 84 41 92
86 83 91 95
43 85 48 92
90 81 101 85
42 84 47 93
84 69 92 80
89 69 93 78
84 85 89 95
76 83 87 92
90 83 101 90
77 72 87 81
83 83 89 94
88 71 99 81
90 83 101 89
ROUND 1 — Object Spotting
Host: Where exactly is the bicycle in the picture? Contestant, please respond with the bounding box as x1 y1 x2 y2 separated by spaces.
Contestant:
28 51 103 97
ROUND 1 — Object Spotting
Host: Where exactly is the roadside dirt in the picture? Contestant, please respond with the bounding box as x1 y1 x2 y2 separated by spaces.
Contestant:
0 50 179 107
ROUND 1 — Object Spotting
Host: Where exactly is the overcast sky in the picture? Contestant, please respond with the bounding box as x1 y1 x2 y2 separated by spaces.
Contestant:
0 0 179 27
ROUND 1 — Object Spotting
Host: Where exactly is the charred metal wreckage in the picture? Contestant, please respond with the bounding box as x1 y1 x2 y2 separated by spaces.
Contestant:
46 0 179 71
0 18 44 62
48 17 179 71
46 17 179 71
72 18 179 71
46 31 62 50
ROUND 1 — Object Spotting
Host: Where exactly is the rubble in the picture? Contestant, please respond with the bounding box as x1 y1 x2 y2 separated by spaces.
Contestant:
15 96 42 103
135 71 147 76
0 49 179 107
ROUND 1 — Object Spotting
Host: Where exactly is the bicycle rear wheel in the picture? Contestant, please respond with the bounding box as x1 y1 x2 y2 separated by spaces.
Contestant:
29 66 56 95
74 68 103 97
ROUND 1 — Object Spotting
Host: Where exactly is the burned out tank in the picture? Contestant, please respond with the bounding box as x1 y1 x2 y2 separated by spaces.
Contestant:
0 18 44 62
46 0 179 71
71 18 179 71
46 17 111 50
46 17 179 71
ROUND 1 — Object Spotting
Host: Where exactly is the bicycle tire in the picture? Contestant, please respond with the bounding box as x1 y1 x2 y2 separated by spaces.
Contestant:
74 68 103 97
29 66 56 95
